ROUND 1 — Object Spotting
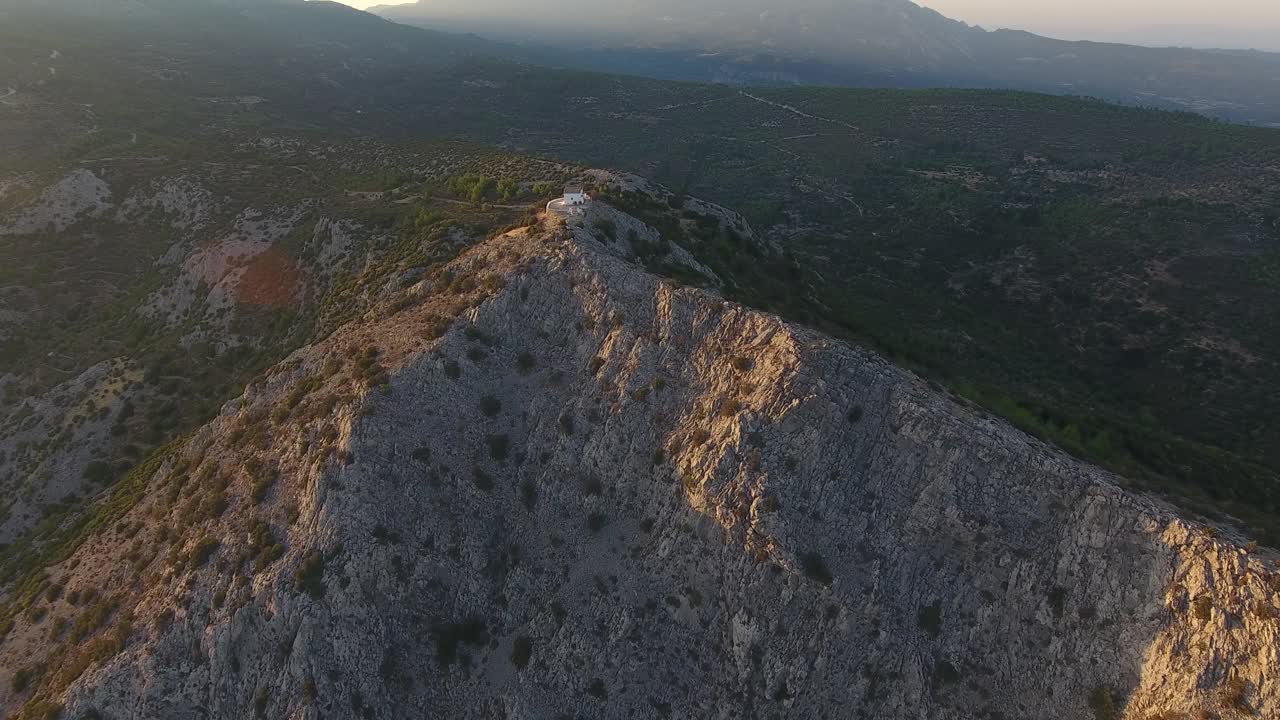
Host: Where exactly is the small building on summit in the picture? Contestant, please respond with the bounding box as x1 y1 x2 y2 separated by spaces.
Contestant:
548 185 590 219
563 186 588 206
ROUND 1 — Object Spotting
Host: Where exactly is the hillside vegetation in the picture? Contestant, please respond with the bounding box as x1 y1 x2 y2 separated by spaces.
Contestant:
411 64 1280 539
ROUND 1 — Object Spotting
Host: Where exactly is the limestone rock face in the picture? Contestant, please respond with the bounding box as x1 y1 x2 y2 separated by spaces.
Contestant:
2 222 1276 720
0 169 111 236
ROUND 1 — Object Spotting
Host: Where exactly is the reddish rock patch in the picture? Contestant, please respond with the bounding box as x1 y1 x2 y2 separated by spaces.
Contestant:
236 248 302 309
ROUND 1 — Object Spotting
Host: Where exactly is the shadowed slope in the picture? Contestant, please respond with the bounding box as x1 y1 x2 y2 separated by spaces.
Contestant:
0 214 1274 719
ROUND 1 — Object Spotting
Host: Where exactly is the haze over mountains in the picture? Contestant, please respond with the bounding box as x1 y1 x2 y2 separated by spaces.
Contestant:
919 0 1280 51
375 0 1280 126
1002 23 1280 53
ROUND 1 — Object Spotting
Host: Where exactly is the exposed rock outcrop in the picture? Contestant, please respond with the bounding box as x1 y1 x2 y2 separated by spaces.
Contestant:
0 169 111 236
1 217 1276 720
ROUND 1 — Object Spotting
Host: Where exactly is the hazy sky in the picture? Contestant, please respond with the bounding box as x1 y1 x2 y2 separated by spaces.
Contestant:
922 0 1280 47
340 0 1280 50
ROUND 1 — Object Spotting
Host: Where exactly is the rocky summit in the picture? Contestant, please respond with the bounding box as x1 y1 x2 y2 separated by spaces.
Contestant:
0 202 1275 720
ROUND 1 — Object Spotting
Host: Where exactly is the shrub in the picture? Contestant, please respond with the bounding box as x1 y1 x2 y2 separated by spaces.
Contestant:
153 609 174 633
1192 595 1213 621
516 352 537 374
587 678 608 701
1088 686 1119 720
520 480 538 510
496 177 519 201
433 617 489 666
731 356 753 372
593 218 617 240
1047 587 1067 618
486 434 510 461
354 348 388 388
249 520 285 573
11 665 35 694
589 357 605 375
250 473 275 505
188 537 220 571
424 316 451 340
371 525 402 546
511 636 533 671
847 406 865 424
918 603 943 639
472 468 494 493
284 378 320 410
719 398 741 418
934 659 961 685
412 447 432 464
558 413 575 436
799 552 833 586
443 360 461 379
21 700 61 720
67 600 114 644
587 513 609 533
1222 677 1250 713
479 395 502 417
83 461 115 485
253 688 269 718
294 551 326 599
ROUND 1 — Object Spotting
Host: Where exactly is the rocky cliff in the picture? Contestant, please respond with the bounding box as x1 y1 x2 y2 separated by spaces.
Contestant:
0 211 1276 720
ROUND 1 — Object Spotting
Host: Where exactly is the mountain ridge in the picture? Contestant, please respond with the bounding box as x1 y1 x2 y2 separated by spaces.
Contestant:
1 190 1277 719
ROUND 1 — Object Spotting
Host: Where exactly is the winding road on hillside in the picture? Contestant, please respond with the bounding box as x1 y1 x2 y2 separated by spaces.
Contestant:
739 91 860 132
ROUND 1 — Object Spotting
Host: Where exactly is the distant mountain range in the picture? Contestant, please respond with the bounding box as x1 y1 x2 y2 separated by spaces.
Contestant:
375 0 1280 126
1043 23 1280 52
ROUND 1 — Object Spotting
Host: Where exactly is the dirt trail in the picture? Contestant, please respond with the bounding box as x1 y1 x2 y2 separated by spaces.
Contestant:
396 195 535 210
739 91 861 132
